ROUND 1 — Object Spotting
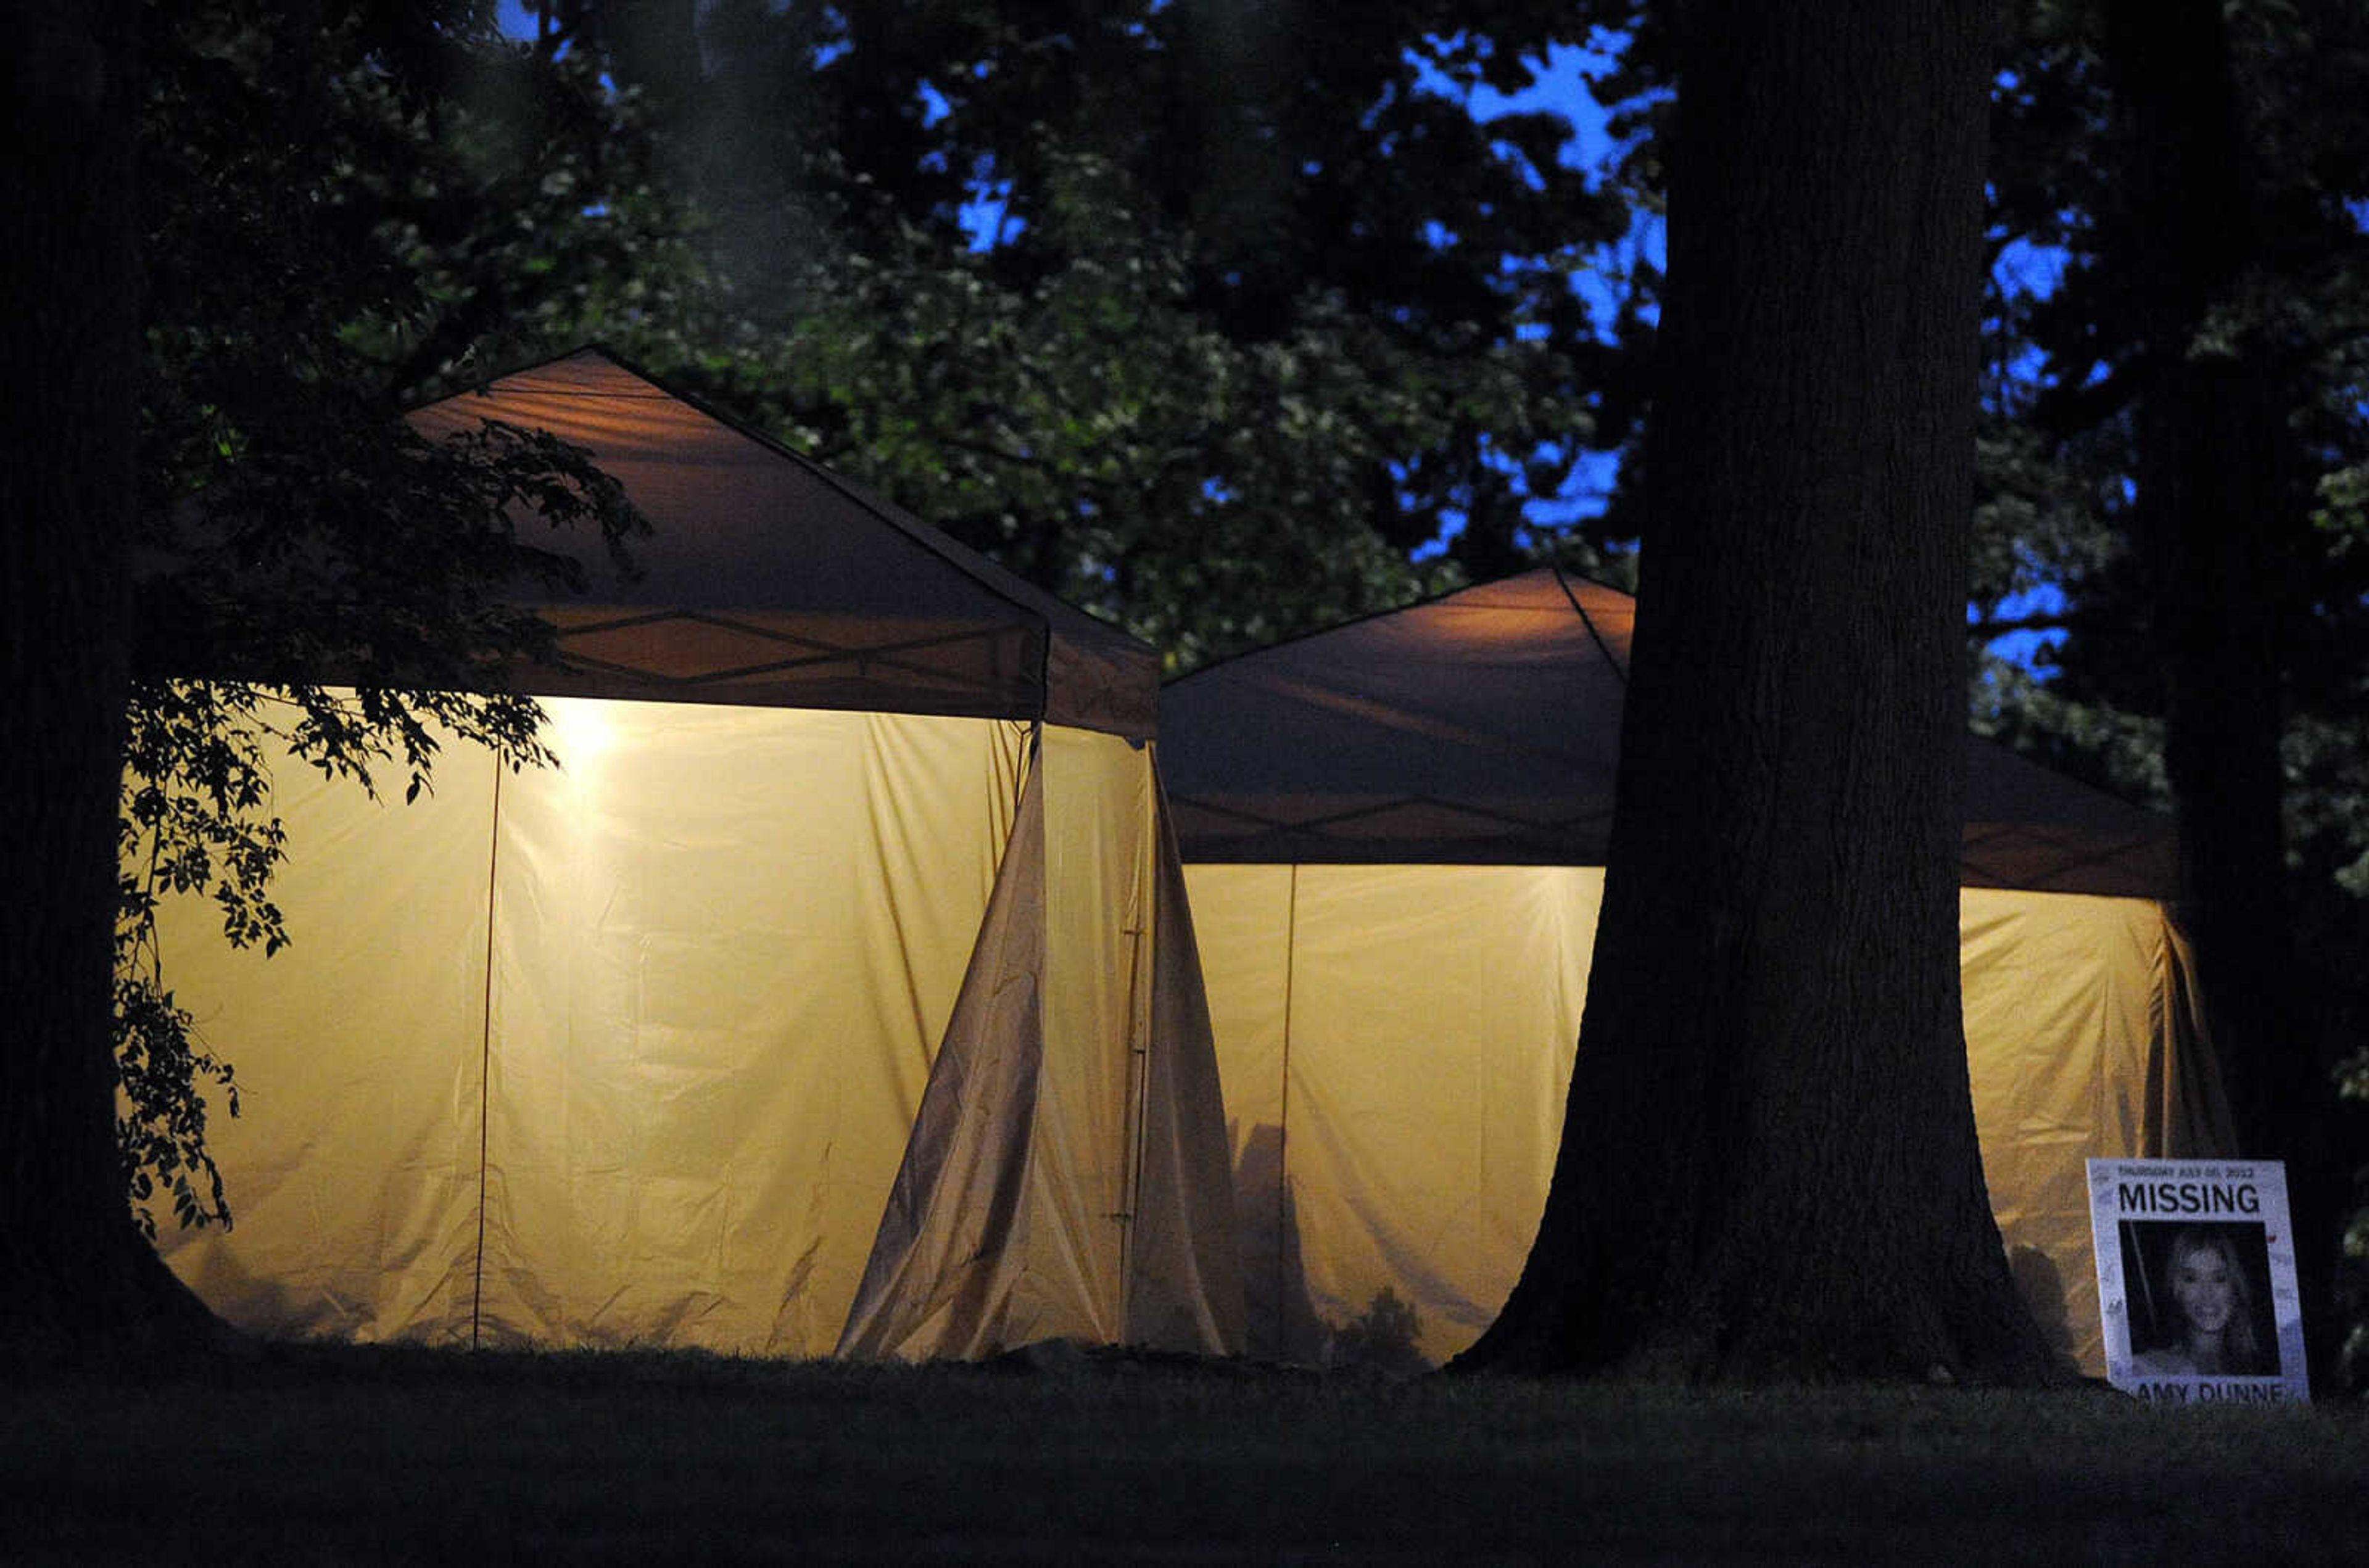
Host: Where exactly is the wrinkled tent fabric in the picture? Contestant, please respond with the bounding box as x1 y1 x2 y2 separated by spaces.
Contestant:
836 747 1058 1358
838 744 1248 1359
1161 567 2232 1375
152 349 1242 1360
1122 791 1257 1352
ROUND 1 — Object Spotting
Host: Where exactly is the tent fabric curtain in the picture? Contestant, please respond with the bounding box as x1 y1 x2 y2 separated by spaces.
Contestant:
156 704 1017 1353
1120 759 1250 1354
1186 864 2233 1374
467 704 1027 1353
835 746 1057 1358
838 735 1247 1360
148 730 502 1344
157 700 1246 1360
156 701 1253 1358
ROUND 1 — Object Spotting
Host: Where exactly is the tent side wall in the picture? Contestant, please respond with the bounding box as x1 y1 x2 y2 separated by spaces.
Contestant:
152 743 499 1342
471 703 1026 1353
156 702 1030 1356
1186 863 2229 1375
1956 887 2235 1368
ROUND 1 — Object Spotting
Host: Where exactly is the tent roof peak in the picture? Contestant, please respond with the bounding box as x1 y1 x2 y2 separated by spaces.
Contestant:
410 347 1157 739
1160 565 2173 897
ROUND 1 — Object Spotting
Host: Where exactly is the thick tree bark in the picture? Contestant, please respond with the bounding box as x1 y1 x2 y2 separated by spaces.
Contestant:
1458 0 2058 1381
0 0 222 1360
2101 0 2343 1380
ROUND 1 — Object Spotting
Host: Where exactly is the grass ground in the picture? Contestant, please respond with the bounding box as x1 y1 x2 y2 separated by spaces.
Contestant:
6 1344 2364 1565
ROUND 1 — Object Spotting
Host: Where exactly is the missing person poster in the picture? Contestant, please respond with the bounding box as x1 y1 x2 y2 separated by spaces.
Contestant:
2086 1158 2310 1404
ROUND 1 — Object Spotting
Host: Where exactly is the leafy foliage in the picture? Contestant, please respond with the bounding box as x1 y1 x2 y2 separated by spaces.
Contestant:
536 0 1637 664
2339 1046 2369 1385
1985 41 2369 943
629 152 1499 667
1980 0 2369 1380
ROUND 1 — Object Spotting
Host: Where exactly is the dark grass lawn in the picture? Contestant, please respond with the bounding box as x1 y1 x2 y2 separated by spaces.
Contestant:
5 1343 2363 1564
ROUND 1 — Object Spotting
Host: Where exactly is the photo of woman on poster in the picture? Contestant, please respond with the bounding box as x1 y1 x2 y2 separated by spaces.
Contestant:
2128 1224 2277 1378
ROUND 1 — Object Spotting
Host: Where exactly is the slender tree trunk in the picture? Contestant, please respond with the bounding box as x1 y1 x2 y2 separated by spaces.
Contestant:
1458 0 2058 1381
0 0 220 1359
2101 0 2342 1380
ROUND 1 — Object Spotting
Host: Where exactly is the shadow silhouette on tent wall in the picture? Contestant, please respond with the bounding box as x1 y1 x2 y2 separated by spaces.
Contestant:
1231 1121 1434 1372
1233 1121 1320 1363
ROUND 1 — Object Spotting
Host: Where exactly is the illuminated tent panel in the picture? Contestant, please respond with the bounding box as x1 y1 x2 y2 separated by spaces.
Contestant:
1162 569 2228 1376
152 743 500 1343
155 350 1241 1359
1188 866 2224 1372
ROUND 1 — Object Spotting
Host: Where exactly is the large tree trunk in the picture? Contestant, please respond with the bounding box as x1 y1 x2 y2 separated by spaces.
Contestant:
2101 0 2343 1380
1457 0 2058 1382
0 0 221 1360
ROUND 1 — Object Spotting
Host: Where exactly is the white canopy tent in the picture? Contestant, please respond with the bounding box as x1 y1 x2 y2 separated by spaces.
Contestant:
1161 567 2231 1374
153 349 1243 1361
